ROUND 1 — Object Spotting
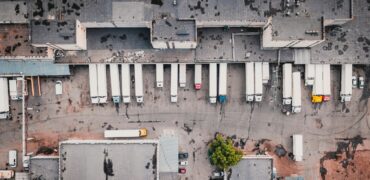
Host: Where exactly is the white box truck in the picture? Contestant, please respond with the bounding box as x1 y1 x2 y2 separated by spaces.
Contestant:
0 78 9 119
293 134 303 162
254 62 263 102
292 72 302 113
89 64 99 104
156 64 164 88
171 64 178 103
121 64 131 103
305 64 315 86
9 80 18 100
245 62 254 102
8 150 17 168
97 64 108 103
134 64 144 103
179 64 186 87
282 63 292 105
313 64 323 96
218 63 227 103
194 64 202 90
0 170 14 179
209 63 217 104
341 64 352 102
262 62 269 84
322 64 331 101
110 64 121 103
104 128 148 138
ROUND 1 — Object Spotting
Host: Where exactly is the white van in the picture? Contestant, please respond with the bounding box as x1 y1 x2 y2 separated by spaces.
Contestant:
8 150 17 168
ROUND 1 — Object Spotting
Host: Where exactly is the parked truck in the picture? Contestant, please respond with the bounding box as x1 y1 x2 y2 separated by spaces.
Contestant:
171 64 178 103
194 64 202 90
245 62 254 102
254 62 263 102
104 128 148 138
341 64 352 102
293 134 303 162
0 170 14 179
134 64 144 103
9 80 18 100
89 64 99 104
218 63 227 103
322 64 331 101
121 64 131 103
262 62 269 84
292 72 302 113
0 78 9 119
110 64 121 103
156 64 164 88
305 64 314 86
313 64 323 96
97 64 108 103
282 63 292 105
209 63 217 104
179 64 186 87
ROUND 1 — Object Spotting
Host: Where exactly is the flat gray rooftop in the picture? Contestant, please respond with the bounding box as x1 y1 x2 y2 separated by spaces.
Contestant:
30 156 59 180
31 20 76 44
0 1 27 23
60 140 158 180
152 19 196 42
230 156 273 180
0 60 70 76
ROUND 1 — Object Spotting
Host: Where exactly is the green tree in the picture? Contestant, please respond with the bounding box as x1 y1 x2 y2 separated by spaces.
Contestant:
208 134 243 170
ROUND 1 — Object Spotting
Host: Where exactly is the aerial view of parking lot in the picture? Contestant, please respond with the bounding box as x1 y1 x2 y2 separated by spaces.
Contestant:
0 0 369 180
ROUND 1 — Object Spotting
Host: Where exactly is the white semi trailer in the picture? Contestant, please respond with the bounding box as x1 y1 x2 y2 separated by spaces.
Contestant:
9 80 18 100
293 134 303 162
194 64 202 90
313 64 323 96
179 64 186 87
262 62 270 84
305 64 315 86
245 62 254 102
341 64 352 102
0 78 9 119
322 64 331 101
218 63 227 103
97 64 107 103
254 62 263 102
121 64 131 103
89 64 99 104
156 64 164 88
109 64 121 103
134 64 143 103
292 72 302 113
282 63 292 105
171 64 178 103
209 63 217 104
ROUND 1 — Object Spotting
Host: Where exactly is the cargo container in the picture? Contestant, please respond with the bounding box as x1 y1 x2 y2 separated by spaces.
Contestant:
292 72 302 113
121 64 131 103
305 64 314 86
341 64 352 102
313 64 323 96
97 64 108 103
0 170 14 179
262 62 270 84
194 64 202 90
9 80 18 100
171 64 178 103
89 64 99 104
282 64 292 105
110 64 121 103
179 64 186 87
55 80 63 95
8 150 17 168
293 134 303 162
254 62 263 102
134 64 143 103
156 64 164 88
209 63 217 104
104 128 148 138
245 62 254 102
322 64 331 101
0 78 9 119
218 63 227 103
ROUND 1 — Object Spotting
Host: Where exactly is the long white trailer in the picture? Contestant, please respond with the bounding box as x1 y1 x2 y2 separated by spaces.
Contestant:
209 63 217 104
134 64 143 103
322 64 331 96
293 134 303 162
292 72 302 113
104 128 148 138
89 64 99 104
0 78 9 119
245 62 254 102
262 62 269 84
9 80 18 100
305 64 314 86
254 62 263 102
194 64 202 90
313 64 323 96
97 64 107 103
121 64 131 103
171 64 178 103
282 63 292 105
179 64 186 87
341 64 352 102
218 63 227 103
156 64 164 88
110 64 121 103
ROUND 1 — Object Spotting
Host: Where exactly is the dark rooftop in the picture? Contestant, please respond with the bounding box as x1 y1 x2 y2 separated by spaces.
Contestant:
31 20 76 44
152 18 196 42
230 156 273 180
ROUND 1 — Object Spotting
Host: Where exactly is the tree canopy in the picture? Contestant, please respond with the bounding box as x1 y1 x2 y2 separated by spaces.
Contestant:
208 134 243 170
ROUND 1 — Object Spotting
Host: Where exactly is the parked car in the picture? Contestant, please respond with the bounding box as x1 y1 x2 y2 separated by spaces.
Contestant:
179 160 188 166
352 76 357 88
359 76 364 89
212 171 224 177
178 152 189 159
178 168 186 174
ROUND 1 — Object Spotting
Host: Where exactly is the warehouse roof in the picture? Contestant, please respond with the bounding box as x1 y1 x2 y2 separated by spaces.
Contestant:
0 1 27 23
152 18 196 42
30 156 59 180
0 60 70 76
31 20 77 44
230 156 273 180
